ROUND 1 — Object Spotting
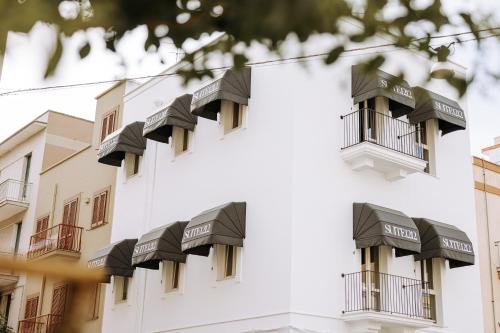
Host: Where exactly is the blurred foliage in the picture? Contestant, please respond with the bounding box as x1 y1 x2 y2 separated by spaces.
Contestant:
0 0 498 94
0 315 12 333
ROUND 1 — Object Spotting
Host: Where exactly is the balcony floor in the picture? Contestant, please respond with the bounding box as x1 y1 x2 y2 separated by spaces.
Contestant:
341 142 427 181
343 311 436 333
0 199 29 222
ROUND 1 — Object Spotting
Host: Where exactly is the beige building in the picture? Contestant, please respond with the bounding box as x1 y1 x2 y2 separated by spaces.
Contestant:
474 137 500 333
0 111 93 330
17 81 132 333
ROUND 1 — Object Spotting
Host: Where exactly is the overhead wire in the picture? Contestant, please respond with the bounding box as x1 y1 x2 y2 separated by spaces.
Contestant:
0 27 499 97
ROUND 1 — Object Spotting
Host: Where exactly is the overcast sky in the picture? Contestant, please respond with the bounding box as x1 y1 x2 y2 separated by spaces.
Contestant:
0 3 499 157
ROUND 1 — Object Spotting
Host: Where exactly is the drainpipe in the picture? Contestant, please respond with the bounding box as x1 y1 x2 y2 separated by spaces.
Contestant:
481 159 497 332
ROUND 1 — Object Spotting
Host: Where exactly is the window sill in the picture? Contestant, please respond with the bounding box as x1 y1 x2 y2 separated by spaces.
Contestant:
89 222 108 231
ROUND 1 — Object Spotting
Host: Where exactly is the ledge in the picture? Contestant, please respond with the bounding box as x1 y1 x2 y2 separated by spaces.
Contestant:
341 142 427 181
343 311 436 332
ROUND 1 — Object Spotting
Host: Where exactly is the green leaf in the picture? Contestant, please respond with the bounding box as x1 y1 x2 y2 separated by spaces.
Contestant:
325 46 344 64
44 35 63 78
79 41 91 59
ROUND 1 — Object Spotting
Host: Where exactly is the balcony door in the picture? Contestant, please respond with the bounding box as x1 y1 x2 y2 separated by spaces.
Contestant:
358 99 377 143
22 296 38 333
59 199 78 251
49 284 68 332
361 246 380 311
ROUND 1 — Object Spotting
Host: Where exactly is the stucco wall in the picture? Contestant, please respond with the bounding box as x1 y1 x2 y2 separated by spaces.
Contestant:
101 36 483 333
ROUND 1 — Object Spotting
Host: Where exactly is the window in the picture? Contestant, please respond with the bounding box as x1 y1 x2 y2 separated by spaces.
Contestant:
215 245 238 280
24 296 38 319
91 190 108 228
172 127 191 156
114 277 129 303
34 216 49 243
13 222 22 255
361 246 380 310
51 284 69 317
100 110 116 142
22 154 31 198
62 198 79 226
416 121 432 173
87 283 101 320
163 261 181 292
421 259 436 320
125 153 140 178
221 100 245 134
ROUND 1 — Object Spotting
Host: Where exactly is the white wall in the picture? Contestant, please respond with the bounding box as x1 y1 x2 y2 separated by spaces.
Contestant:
102 36 483 333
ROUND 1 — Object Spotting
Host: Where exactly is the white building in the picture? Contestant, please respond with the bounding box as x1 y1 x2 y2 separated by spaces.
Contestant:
92 34 483 333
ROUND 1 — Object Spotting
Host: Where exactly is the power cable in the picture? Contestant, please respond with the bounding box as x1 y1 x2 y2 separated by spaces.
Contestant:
0 28 499 97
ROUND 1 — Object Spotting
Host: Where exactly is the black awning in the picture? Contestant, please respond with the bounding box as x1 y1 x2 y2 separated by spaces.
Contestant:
191 67 251 121
143 94 197 143
97 122 147 166
351 65 415 117
353 203 421 257
413 218 474 268
88 239 138 281
181 202 246 256
132 222 188 270
409 87 466 135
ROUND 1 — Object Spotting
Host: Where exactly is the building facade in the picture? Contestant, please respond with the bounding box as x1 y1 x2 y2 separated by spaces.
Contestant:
0 111 93 330
474 138 500 333
15 82 135 333
90 33 483 333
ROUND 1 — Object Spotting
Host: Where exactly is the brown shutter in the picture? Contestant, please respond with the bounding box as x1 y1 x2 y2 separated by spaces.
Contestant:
68 199 78 226
91 196 100 227
108 111 115 135
98 192 107 225
100 116 108 142
51 284 68 316
25 296 38 319
62 203 69 225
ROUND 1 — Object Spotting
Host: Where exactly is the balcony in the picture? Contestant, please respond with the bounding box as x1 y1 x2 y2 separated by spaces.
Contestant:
0 179 31 222
342 271 435 331
27 224 83 260
340 109 427 181
0 252 20 288
18 314 62 333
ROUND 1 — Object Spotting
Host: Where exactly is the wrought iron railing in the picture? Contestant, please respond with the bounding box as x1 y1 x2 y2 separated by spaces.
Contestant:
342 271 435 320
27 224 83 259
18 314 63 333
341 108 424 159
0 179 31 204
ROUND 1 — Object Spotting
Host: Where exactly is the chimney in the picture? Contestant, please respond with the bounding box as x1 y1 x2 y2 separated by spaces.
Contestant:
482 136 500 164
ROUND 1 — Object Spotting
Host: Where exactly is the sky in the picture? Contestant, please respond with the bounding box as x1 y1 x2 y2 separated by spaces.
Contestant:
0 2 499 157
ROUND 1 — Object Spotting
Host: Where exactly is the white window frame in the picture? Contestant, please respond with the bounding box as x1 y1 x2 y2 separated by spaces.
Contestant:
212 244 243 284
124 153 141 179
162 261 185 294
170 127 194 161
113 276 130 305
218 100 248 139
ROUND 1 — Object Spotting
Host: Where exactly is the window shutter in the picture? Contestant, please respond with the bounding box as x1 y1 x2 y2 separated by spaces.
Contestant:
62 204 69 225
108 111 115 135
69 199 78 225
25 296 38 319
100 116 108 142
51 284 68 316
91 196 100 227
98 192 107 225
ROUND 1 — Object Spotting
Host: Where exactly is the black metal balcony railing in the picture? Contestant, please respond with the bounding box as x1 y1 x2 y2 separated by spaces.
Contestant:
341 108 424 160
343 271 435 321
0 179 31 204
27 224 83 259
18 314 62 333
